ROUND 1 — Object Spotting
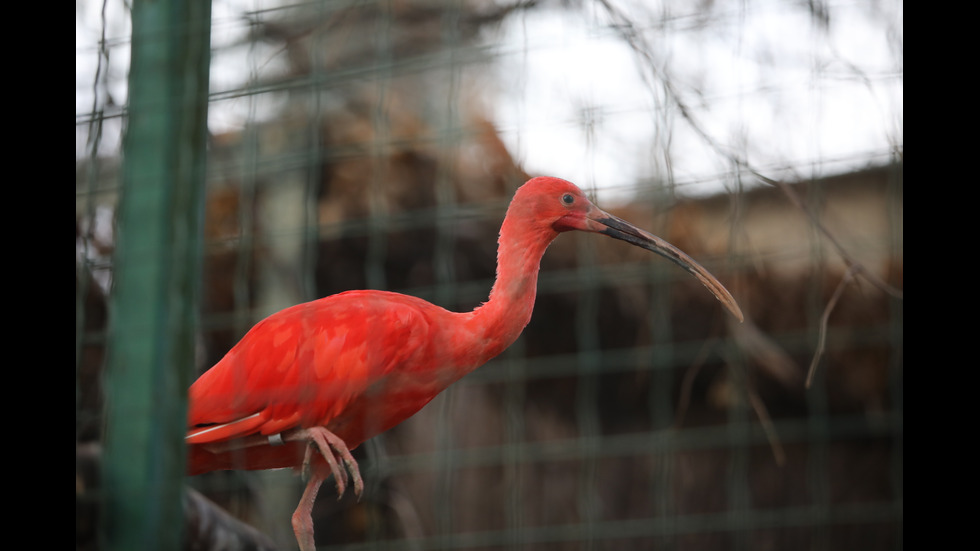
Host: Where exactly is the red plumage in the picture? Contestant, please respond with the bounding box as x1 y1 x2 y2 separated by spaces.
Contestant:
185 177 742 550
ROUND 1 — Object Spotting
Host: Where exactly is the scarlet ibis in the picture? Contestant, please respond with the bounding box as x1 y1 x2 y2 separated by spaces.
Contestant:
186 176 742 550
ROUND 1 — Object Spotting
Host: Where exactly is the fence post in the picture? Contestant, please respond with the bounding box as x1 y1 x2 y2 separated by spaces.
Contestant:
101 1 211 549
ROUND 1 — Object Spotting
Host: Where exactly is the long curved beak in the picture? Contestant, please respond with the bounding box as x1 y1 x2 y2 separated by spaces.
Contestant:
585 208 744 322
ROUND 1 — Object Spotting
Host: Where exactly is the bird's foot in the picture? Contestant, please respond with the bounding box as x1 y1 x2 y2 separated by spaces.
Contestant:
283 427 364 501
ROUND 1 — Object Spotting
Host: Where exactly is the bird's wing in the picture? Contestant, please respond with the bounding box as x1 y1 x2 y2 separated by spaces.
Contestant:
186 291 435 444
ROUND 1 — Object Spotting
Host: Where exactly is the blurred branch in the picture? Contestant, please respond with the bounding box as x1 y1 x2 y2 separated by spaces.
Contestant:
805 263 856 388
674 336 786 466
598 1 900 281
751 170 903 301
746 381 786 466
76 443 281 551
728 317 803 389
596 0 902 297
184 486 282 551
673 337 714 428
595 0 902 391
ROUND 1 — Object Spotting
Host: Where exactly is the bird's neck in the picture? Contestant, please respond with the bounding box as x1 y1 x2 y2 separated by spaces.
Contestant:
464 215 557 363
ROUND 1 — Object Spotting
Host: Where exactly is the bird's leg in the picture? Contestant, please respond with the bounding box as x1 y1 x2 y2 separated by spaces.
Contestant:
291 470 324 551
282 427 364 500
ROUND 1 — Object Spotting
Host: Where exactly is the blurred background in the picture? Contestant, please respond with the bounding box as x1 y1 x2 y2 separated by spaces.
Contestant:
76 0 903 550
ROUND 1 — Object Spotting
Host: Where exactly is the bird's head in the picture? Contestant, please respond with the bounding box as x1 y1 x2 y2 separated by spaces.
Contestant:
513 176 743 322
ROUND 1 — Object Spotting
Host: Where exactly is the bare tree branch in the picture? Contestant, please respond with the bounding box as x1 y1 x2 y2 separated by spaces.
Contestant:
805 263 857 388
183 487 282 551
595 0 903 392
76 443 281 551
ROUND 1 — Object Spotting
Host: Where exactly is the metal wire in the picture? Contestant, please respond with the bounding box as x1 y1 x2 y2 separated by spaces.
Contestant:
76 1 903 549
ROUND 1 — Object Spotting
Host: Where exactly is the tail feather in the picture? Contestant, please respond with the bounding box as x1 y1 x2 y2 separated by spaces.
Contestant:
186 412 265 444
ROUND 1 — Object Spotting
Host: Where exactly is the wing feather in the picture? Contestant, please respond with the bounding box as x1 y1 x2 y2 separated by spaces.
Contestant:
186 291 434 445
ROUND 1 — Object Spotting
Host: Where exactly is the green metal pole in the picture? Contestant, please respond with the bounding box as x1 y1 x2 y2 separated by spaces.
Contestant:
102 0 211 550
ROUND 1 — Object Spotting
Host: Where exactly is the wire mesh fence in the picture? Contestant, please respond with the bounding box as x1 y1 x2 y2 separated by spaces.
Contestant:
77 1 903 550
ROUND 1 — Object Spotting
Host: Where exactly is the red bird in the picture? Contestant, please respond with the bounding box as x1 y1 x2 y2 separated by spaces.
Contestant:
186 176 742 550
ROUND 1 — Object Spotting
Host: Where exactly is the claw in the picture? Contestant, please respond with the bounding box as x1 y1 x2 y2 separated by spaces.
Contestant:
305 429 348 497
283 427 363 500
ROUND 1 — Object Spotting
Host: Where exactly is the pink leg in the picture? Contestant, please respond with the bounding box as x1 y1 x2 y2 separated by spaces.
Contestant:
291 471 324 551
281 427 364 551
283 427 364 499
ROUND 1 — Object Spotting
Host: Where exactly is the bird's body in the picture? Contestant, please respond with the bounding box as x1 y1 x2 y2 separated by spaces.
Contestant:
186 289 519 474
186 176 742 551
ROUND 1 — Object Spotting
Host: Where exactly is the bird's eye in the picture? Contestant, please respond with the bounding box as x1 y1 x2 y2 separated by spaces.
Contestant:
561 193 575 205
